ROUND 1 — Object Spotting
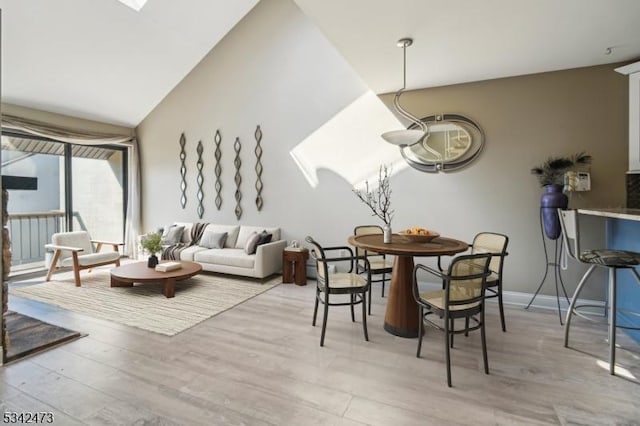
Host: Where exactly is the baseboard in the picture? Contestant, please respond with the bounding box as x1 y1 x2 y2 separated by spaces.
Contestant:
498 290 606 316
416 280 605 316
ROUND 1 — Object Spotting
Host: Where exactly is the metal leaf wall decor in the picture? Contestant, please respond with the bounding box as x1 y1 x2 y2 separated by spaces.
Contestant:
214 130 222 210
233 137 242 220
179 133 187 209
196 140 204 219
254 125 264 211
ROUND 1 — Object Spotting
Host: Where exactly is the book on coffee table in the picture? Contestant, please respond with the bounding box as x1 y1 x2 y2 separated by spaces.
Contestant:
155 261 182 272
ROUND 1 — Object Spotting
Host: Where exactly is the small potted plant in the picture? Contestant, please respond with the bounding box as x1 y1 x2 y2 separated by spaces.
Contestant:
140 232 163 267
531 152 592 239
353 165 395 243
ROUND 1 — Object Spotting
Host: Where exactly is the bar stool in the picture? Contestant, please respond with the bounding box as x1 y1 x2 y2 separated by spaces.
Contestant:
558 209 640 375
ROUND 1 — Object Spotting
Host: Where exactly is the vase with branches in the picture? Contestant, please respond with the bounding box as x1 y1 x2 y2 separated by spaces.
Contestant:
531 151 592 239
353 165 395 243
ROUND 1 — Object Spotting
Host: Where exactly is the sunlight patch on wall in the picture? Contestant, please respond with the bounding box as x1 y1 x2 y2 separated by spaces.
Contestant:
116 0 149 12
290 90 407 189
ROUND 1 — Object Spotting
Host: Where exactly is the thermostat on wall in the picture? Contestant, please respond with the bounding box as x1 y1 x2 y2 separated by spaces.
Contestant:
565 171 591 192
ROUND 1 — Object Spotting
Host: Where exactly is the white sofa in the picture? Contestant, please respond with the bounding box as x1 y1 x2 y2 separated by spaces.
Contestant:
160 223 286 279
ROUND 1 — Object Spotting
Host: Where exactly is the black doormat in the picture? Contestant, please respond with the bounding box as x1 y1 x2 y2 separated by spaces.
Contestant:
4 311 82 363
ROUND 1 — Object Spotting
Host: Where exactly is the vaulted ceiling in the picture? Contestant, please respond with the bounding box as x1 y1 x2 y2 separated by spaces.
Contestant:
0 0 259 127
1 0 639 128
295 0 640 93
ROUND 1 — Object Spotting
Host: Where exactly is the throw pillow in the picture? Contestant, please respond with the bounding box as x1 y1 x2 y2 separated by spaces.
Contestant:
200 230 228 249
161 225 185 245
244 231 261 254
256 230 273 247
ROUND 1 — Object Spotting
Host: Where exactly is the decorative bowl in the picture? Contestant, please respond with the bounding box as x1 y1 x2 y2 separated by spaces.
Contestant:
398 231 440 243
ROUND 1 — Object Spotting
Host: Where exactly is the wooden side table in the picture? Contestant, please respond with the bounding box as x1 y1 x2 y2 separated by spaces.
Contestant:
282 249 309 285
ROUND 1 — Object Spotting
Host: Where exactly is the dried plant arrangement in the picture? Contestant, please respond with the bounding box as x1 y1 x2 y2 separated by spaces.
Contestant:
531 151 592 187
353 165 394 226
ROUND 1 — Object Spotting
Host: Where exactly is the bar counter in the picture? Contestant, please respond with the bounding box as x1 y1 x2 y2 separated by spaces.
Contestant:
578 208 640 221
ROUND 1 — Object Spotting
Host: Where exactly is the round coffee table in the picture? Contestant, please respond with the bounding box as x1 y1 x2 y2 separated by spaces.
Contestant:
110 260 202 298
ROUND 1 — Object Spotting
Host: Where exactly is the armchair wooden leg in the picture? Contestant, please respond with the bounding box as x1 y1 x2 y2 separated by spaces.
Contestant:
71 252 82 287
45 250 62 281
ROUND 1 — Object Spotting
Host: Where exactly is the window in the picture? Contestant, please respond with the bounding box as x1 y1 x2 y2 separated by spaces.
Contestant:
1 133 127 273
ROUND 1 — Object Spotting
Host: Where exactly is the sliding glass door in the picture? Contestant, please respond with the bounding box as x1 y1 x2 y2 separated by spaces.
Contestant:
1 133 127 274
1 135 66 270
71 145 126 242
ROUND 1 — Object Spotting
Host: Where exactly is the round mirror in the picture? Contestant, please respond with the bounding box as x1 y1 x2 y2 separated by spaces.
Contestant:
401 114 484 173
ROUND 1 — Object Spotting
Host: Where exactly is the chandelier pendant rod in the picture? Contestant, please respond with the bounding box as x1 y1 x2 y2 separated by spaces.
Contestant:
395 38 428 137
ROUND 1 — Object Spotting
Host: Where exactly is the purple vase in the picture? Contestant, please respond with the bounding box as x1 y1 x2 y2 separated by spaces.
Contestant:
540 184 568 240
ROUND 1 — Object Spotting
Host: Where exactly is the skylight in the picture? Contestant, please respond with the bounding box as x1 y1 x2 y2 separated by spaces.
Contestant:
116 0 149 12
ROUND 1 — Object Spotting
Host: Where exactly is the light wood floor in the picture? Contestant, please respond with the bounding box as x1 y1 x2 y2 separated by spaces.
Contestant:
2 277 640 425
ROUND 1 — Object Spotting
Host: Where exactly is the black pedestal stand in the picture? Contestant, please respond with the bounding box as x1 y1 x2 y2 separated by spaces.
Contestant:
525 208 571 324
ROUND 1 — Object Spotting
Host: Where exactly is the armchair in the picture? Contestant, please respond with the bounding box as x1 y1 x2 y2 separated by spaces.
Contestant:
45 231 122 287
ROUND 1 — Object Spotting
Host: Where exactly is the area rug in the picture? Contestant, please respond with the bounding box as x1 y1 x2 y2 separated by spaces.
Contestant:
9 267 281 336
4 311 82 363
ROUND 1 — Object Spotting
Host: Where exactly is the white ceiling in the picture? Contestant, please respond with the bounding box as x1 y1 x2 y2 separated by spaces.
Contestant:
0 0 258 127
1 0 640 128
294 0 640 94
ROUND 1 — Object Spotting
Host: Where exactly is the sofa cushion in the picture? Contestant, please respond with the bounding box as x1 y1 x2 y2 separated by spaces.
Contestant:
174 222 194 244
161 225 184 245
244 231 260 254
235 226 281 248
200 231 227 249
60 251 120 267
178 245 208 261
52 231 93 260
203 224 240 248
256 230 272 246
194 248 255 269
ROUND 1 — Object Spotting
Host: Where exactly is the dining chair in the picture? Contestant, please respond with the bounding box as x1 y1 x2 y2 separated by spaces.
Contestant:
413 253 492 387
469 232 509 332
306 236 371 347
437 232 509 331
45 231 122 287
353 225 393 315
558 208 640 374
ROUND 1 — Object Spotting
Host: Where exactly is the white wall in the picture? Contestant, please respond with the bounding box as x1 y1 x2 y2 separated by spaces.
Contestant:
137 0 370 238
137 0 628 300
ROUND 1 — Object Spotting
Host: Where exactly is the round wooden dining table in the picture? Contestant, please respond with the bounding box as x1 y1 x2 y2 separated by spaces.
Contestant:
348 233 468 338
